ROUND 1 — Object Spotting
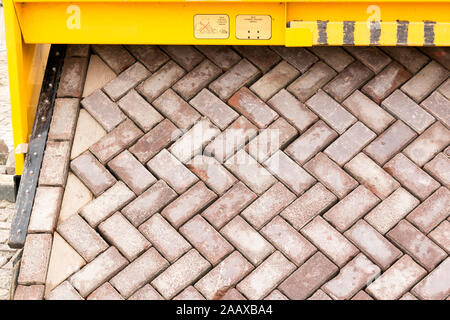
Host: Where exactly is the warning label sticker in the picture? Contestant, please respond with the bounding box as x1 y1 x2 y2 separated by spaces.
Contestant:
194 14 229 39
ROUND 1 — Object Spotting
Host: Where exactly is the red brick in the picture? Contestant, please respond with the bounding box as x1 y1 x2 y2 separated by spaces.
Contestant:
202 182 256 229
161 181 216 228
281 183 336 230
401 61 449 103
129 119 181 163
306 90 357 134
46 281 83 300
126 45 169 72
128 284 164 300
267 89 318 132
80 181 135 227
381 47 429 73
186 155 236 195
382 90 435 133
264 290 288 300
195 251 254 299
351 290 373 300
421 91 450 128
217 288 247 300
384 153 440 201
307 290 332 300
264 151 316 195
39 140 70 187
279 252 338 300
404 122 450 167
261 216 317 266
81 89 127 132
421 47 450 69
66 44 90 57
117 89 163 132
28 186 63 233
387 220 446 271
180 216 233 265
57 57 88 98
367 255 426 300
309 47 354 72
324 185 380 232
323 253 380 300
241 182 295 230
439 78 450 99
139 213 191 262
122 180 177 227
287 61 337 102
152 89 202 131
221 216 274 265
104 62 151 101
92 45 135 74
344 220 402 270
426 153 450 196
173 60 222 100
87 283 124 300
110 248 169 298
271 46 318 73
250 61 300 101
48 98 79 141
362 62 411 103
364 120 417 165
324 122 376 166
57 214 108 262
233 46 280 73
344 153 400 199
204 116 258 163
169 118 220 163
147 149 199 193
228 87 278 129
90 119 143 164
224 150 276 195
323 61 374 102
151 249 211 299
285 120 337 165
365 187 420 234
108 150 156 195
137 61 185 102
209 59 260 100
247 117 297 162
412 257 450 300
18 234 53 285
342 90 395 134
71 247 128 297
174 286 205 300
301 217 359 267
14 285 45 300
99 213 150 261
160 45 203 71
195 45 240 71
400 292 419 300
407 187 450 234
429 221 450 253
189 88 238 130
304 153 358 199
237 251 296 300
345 47 391 73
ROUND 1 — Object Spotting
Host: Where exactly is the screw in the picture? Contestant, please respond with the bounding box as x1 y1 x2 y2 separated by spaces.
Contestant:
52 67 56 72
49 83 53 88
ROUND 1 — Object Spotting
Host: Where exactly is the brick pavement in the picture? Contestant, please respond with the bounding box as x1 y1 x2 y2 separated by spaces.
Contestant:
13 45 450 300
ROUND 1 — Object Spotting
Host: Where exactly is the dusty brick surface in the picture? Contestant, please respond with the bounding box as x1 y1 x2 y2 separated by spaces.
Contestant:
21 45 450 300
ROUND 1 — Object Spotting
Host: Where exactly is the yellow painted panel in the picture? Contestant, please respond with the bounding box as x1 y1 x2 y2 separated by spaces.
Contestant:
16 2 286 45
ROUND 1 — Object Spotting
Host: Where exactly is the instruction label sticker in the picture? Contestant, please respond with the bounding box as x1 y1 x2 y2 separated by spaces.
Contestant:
194 15 229 39
236 15 272 40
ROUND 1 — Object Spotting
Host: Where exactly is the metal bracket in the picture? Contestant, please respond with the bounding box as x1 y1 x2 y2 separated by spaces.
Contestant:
8 44 66 249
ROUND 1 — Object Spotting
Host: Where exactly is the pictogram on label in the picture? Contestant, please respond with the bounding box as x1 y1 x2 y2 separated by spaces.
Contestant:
194 15 230 39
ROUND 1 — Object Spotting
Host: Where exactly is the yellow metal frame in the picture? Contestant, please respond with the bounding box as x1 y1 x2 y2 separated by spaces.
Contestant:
4 0 450 174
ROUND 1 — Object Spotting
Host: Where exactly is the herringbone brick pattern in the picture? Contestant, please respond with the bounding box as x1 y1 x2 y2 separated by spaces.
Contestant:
14 45 450 300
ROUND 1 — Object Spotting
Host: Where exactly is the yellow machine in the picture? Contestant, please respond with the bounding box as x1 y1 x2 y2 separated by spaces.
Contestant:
4 0 450 175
